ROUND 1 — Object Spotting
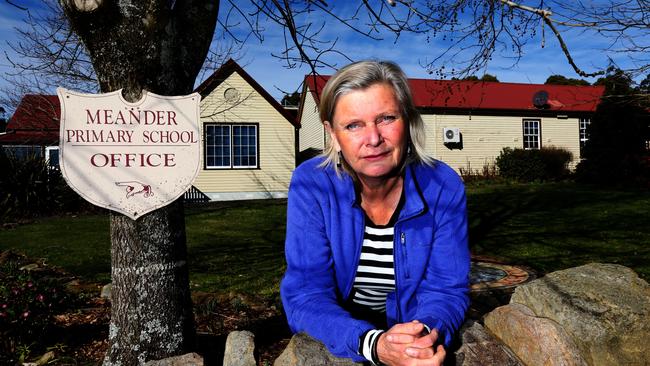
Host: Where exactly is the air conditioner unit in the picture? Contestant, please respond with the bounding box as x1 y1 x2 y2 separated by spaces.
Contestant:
443 127 461 143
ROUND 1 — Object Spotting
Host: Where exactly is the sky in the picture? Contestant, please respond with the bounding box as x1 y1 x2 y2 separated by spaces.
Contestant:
0 1 642 110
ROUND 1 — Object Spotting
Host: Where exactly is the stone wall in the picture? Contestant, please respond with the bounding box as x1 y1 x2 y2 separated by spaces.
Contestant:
150 263 650 366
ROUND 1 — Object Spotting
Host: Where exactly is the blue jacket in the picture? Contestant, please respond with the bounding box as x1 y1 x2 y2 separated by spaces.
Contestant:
281 157 470 362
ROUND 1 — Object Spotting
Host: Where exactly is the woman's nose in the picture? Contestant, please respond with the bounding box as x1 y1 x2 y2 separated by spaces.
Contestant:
365 123 382 146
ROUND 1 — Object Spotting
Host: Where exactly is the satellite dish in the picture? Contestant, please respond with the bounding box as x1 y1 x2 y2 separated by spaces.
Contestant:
532 90 549 109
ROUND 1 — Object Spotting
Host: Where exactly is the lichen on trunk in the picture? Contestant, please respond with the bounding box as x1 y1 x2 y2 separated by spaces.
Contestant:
106 199 194 365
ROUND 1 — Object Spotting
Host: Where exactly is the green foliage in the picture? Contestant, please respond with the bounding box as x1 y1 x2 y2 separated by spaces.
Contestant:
0 150 88 220
457 74 499 82
280 91 301 107
544 74 590 86
495 147 573 182
480 74 499 82
0 252 77 363
576 68 650 186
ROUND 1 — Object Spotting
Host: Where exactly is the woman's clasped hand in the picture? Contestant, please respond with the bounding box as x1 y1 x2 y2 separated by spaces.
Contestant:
378 321 446 366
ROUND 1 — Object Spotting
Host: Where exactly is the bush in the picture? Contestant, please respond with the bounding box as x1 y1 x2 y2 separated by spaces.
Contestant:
495 146 573 182
576 152 650 187
459 160 500 184
0 150 88 220
0 251 77 363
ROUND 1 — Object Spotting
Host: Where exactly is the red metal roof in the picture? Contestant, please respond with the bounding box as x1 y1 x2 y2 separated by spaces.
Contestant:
0 130 59 145
1 95 60 146
6 94 60 131
304 75 604 113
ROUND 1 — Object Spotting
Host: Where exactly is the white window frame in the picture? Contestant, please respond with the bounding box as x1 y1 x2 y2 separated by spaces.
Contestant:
522 119 541 150
204 123 259 169
45 146 60 170
579 117 591 149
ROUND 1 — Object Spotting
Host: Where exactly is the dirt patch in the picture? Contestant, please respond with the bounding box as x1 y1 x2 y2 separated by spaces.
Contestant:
1 250 290 365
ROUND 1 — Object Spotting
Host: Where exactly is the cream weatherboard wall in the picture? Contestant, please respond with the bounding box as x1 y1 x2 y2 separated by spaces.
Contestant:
423 114 582 172
194 72 295 200
297 106 583 173
298 91 325 152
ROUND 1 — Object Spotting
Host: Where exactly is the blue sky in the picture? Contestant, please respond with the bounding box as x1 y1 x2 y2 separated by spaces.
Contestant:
0 1 640 106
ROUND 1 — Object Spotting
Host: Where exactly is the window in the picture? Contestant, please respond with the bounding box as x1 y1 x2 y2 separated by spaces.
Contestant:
205 124 258 169
522 119 540 150
579 117 591 150
45 146 59 170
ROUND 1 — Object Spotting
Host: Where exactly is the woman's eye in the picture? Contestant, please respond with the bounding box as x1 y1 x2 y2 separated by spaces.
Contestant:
379 115 397 124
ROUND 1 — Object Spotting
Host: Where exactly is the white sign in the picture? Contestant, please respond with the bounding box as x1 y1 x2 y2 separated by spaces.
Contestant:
57 88 201 220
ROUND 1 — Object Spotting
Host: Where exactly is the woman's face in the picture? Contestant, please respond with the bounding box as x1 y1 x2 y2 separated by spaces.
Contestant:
327 83 407 182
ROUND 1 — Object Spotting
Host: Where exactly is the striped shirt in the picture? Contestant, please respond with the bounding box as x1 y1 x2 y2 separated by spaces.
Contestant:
352 223 396 311
353 192 404 365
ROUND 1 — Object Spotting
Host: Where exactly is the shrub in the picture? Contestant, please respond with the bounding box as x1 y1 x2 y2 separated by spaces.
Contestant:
495 146 573 182
459 160 500 184
0 251 77 363
0 150 88 220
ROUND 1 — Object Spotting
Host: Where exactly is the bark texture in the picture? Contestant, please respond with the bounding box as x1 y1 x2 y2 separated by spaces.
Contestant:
58 0 219 364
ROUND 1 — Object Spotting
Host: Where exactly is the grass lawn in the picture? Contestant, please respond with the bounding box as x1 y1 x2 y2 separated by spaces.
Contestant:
467 182 650 280
0 182 648 298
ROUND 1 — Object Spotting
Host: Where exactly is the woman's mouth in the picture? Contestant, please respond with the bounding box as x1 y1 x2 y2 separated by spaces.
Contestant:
362 151 390 161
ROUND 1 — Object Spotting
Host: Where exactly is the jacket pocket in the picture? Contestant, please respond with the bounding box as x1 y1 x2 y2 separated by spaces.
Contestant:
399 232 410 279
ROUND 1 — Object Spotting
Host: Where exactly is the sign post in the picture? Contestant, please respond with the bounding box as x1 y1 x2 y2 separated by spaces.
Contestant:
57 88 201 219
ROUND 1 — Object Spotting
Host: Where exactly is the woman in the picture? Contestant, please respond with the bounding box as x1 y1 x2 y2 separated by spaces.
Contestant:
281 61 469 366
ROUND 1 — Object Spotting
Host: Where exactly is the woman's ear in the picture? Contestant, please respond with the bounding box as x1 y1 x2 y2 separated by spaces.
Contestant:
324 121 341 152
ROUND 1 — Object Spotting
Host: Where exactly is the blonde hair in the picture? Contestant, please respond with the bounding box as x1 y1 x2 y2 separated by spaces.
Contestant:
318 60 433 176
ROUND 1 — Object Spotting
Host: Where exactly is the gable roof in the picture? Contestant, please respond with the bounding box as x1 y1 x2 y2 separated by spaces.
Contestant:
195 59 299 127
0 95 60 146
6 95 60 131
304 75 605 114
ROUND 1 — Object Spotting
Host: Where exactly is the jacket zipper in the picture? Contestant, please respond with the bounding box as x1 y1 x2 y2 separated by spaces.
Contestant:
400 231 410 279
345 206 365 300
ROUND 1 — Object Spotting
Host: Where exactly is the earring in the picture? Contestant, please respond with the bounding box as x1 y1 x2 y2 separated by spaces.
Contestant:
407 143 412 156
337 151 342 168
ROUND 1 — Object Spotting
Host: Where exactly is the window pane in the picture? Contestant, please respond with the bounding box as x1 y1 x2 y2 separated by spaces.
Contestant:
232 125 258 168
205 125 231 168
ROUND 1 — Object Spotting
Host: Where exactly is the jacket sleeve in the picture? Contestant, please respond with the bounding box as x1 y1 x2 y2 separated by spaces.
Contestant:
280 167 374 362
415 178 470 347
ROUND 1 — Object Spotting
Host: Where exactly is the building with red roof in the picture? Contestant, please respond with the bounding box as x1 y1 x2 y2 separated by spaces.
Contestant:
0 60 299 201
0 94 61 164
298 75 605 172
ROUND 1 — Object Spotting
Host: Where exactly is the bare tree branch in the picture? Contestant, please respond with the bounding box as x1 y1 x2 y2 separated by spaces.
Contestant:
6 0 27 11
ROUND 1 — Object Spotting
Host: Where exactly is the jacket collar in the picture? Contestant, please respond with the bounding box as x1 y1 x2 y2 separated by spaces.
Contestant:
399 163 427 221
345 163 427 220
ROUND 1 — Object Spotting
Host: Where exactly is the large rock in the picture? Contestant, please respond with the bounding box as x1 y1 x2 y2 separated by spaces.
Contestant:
455 321 523 366
274 333 362 366
144 353 203 366
484 303 587 366
510 263 650 366
222 330 256 366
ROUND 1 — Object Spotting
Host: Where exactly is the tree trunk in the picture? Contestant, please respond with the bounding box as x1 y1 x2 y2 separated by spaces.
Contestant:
59 0 219 364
